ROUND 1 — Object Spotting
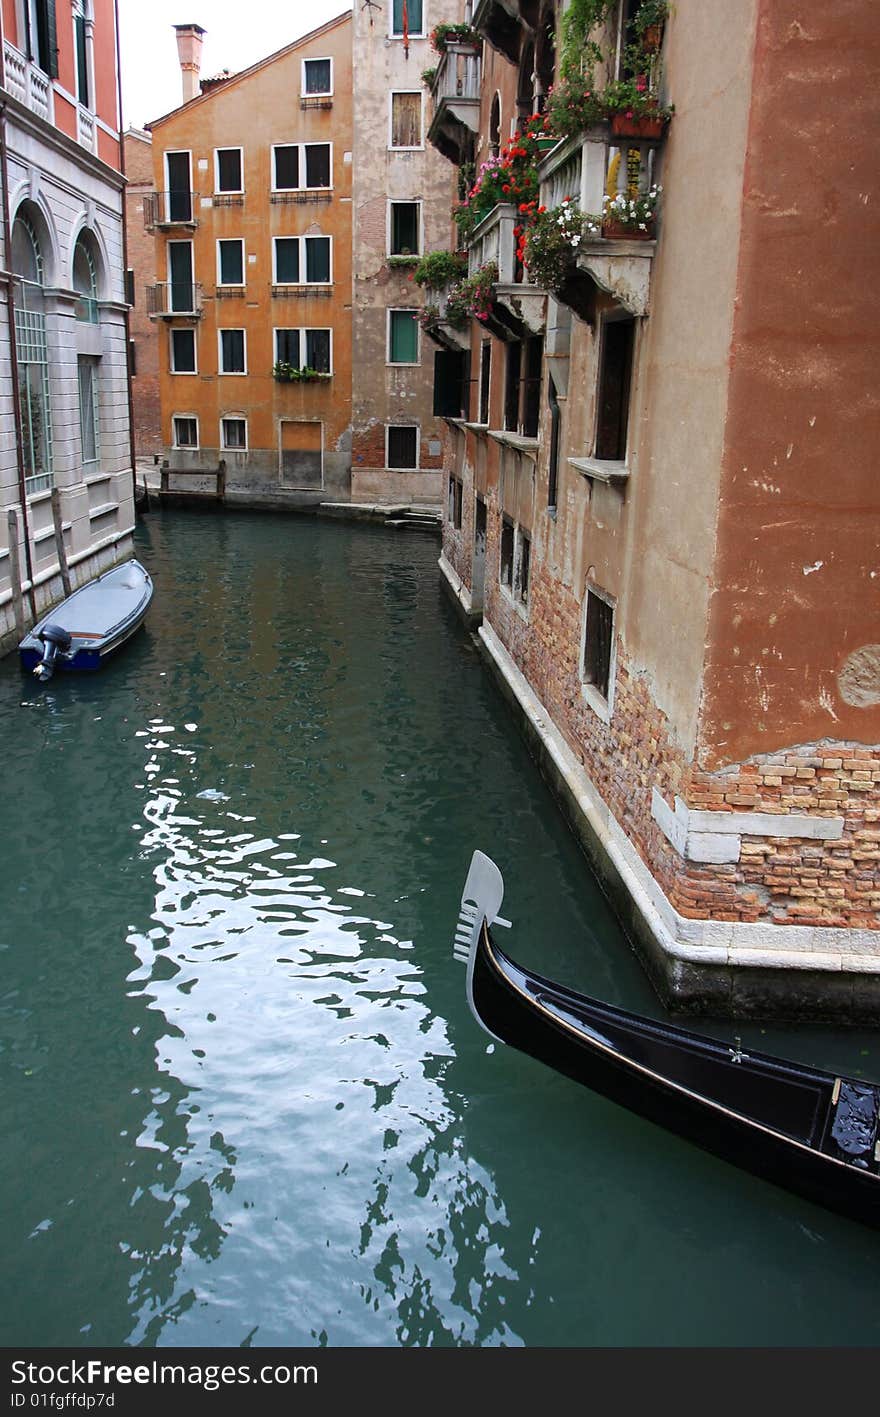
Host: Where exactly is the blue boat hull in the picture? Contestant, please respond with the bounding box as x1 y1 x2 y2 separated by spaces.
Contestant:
18 559 153 680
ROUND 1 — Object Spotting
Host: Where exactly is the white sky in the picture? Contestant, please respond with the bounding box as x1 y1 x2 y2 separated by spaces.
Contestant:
118 0 351 130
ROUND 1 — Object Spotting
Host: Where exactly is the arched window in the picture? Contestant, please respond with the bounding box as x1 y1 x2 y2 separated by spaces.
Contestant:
73 231 99 322
489 93 501 159
12 209 53 493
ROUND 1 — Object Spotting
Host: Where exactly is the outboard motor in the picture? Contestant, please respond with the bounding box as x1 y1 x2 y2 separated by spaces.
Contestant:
34 624 72 682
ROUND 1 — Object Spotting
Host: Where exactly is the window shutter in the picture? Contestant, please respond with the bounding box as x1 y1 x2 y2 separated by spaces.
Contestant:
45 0 59 78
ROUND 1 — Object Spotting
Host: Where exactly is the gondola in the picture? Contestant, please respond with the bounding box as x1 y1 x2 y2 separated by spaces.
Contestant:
453 850 880 1228
19 558 153 682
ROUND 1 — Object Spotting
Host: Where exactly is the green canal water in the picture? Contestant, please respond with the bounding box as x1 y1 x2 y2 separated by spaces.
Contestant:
2 508 880 1348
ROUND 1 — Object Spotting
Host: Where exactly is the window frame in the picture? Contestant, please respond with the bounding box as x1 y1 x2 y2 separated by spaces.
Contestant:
271 142 333 192
220 416 248 452
389 91 424 150
387 307 421 366
499 516 514 592
213 146 244 195
216 237 245 288
170 326 197 375
217 327 247 376
593 311 636 465
580 583 617 720
172 414 199 450
272 236 333 287
386 423 420 470
274 327 333 374
77 354 99 471
301 56 333 97
390 0 425 36
388 200 422 257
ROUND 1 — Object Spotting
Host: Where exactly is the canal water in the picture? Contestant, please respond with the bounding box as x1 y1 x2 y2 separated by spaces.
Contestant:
2 508 880 1349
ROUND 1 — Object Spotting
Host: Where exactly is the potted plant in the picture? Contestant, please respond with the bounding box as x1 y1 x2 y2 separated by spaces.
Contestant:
430 21 479 52
413 249 468 289
444 261 499 326
522 199 601 291
633 0 669 53
544 75 607 140
601 185 661 239
602 74 673 138
421 66 437 88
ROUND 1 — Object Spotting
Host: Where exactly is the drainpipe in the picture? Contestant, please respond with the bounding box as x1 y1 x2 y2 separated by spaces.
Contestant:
0 95 37 620
113 0 138 504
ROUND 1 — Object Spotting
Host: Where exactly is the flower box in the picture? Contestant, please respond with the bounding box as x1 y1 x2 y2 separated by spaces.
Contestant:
610 112 665 140
601 219 654 241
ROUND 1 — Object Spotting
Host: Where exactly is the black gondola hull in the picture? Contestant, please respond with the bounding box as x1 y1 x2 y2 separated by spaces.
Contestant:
470 929 880 1229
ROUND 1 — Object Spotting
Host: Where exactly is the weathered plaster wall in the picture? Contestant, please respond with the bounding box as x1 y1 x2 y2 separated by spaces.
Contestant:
700 0 880 767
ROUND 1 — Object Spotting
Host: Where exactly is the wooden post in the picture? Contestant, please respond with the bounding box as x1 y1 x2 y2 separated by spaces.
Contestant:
218 458 226 501
7 507 25 641
160 458 169 494
50 488 72 598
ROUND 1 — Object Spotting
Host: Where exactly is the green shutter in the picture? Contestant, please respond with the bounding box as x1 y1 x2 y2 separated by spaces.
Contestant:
390 311 418 364
45 0 59 79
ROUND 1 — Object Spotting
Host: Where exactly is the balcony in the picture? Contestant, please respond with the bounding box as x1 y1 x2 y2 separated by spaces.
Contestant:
537 127 661 318
472 0 523 65
3 41 53 122
146 282 203 319
143 191 200 232
421 281 471 354
427 42 481 167
468 203 545 336
77 107 96 153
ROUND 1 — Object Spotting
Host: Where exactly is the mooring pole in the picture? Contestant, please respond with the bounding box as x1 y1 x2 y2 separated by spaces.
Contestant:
50 488 72 598
7 506 25 641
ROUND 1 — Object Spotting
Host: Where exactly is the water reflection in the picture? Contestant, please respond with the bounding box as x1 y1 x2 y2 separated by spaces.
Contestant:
2 511 880 1350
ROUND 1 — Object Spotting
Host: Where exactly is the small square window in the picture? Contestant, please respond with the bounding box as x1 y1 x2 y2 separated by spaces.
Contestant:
219 329 246 374
221 417 247 450
170 328 196 373
173 416 198 448
387 425 418 469
582 587 615 701
303 58 332 95
388 309 419 364
215 148 242 193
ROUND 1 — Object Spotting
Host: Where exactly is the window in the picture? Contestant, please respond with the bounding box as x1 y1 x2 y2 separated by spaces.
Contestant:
73 0 89 107
302 58 332 95
12 210 52 494
504 341 521 432
489 94 501 159
164 151 192 222
478 340 491 424
500 518 514 590
173 415 198 449
217 238 244 286
388 309 419 364
77 356 99 469
595 316 635 461
275 328 332 373
515 529 531 607
215 148 243 193
27 0 59 78
391 0 423 33
582 586 615 702
547 375 561 509
72 232 98 323
167 241 195 312
272 143 331 191
221 417 247 450
272 237 331 286
219 329 246 374
170 328 196 373
447 476 455 524
390 202 420 256
433 349 469 418
387 425 418 469
390 93 422 149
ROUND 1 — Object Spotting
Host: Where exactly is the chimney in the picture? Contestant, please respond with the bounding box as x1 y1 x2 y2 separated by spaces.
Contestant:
174 24 205 104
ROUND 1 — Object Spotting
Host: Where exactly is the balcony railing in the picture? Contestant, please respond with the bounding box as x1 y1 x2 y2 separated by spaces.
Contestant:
146 282 203 318
77 107 96 152
428 42 481 165
537 128 659 318
143 190 200 231
468 203 546 335
3 41 52 122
